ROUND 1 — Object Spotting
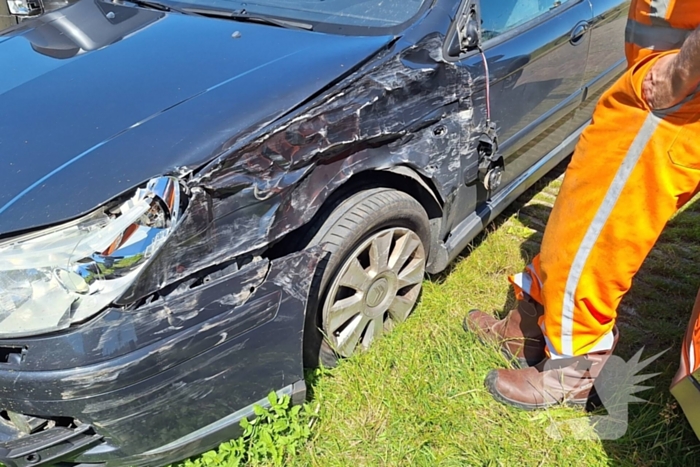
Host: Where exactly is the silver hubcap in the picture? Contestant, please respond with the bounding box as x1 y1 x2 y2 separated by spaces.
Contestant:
322 227 426 358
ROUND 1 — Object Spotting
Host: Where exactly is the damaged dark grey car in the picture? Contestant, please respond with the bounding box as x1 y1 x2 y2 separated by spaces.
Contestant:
0 0 628 465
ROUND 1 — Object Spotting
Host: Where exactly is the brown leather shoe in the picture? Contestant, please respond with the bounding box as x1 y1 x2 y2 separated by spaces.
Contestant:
463 296 545 368
485 328 619 410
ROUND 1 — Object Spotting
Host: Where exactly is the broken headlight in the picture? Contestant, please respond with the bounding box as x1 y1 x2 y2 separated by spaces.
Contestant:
0 177 183 338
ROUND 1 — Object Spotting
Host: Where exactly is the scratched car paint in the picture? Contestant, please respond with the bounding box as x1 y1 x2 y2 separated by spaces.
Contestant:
0 0 629 466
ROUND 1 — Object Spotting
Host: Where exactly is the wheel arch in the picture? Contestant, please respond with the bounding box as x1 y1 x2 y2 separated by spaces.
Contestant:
379 165 443 220
268 165 445 260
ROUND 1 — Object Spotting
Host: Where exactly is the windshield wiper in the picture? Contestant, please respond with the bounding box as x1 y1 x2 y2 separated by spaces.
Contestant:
122 1 313 30
124 0 189 14
181 8 314 30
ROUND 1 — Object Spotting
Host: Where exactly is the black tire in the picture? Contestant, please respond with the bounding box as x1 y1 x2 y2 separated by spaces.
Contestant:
302 188 431 368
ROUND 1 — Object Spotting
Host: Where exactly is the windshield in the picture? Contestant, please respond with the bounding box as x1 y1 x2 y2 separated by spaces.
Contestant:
176 0 428 30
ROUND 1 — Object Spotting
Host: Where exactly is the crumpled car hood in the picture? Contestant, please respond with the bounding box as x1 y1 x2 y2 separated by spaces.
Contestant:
0 0 393 235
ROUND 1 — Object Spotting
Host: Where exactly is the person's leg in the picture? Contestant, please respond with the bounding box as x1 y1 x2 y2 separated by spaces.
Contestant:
488 51 700 407
540 51 700 358
464 294 545 368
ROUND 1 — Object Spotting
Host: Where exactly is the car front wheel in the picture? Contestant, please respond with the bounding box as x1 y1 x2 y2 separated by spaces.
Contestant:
304 188 430 367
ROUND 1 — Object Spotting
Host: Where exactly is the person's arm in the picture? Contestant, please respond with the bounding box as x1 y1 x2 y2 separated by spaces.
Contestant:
643 26 700 110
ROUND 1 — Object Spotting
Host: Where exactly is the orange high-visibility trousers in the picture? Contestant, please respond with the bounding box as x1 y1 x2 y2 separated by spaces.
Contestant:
625 0 700 67
511 51 700 357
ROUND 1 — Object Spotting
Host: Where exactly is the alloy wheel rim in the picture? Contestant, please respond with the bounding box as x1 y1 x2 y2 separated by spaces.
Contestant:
322 227 426 358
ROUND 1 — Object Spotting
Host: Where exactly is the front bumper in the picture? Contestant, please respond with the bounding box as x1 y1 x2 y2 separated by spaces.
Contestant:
0 249 319 467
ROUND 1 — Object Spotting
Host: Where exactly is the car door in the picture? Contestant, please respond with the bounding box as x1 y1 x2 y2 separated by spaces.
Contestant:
454 0 593 201
577 0 630 121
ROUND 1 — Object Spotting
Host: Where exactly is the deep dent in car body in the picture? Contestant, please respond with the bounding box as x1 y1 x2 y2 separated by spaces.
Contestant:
124 33 490 305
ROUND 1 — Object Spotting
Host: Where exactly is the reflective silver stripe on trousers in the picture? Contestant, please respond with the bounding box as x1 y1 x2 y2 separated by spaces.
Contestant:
526 264 542 288
625 19 692 50
690 340 696 373
512 272 533 296
560 113 662 356
649 0 671 21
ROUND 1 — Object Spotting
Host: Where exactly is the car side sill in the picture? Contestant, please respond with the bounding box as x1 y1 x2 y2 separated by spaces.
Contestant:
443 120 589 264
140 381 306 457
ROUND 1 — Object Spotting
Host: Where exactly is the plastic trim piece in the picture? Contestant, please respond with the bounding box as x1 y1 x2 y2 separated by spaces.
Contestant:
0 424 103 467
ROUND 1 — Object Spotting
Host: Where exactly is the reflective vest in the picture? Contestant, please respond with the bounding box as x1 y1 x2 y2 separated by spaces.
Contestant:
626 0 700 67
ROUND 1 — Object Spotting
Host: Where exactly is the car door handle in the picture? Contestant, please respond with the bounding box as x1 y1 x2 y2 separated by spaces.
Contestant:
570 21 589 45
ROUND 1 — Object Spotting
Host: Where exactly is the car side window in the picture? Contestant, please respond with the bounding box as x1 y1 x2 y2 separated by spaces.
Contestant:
480 0 567 40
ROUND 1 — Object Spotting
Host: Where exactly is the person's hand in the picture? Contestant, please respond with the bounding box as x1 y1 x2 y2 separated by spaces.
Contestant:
642 53 689 110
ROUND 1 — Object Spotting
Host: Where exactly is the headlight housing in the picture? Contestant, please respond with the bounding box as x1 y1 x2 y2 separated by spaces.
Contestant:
0 177 183 338
7 0 70 16
6 0 42 16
